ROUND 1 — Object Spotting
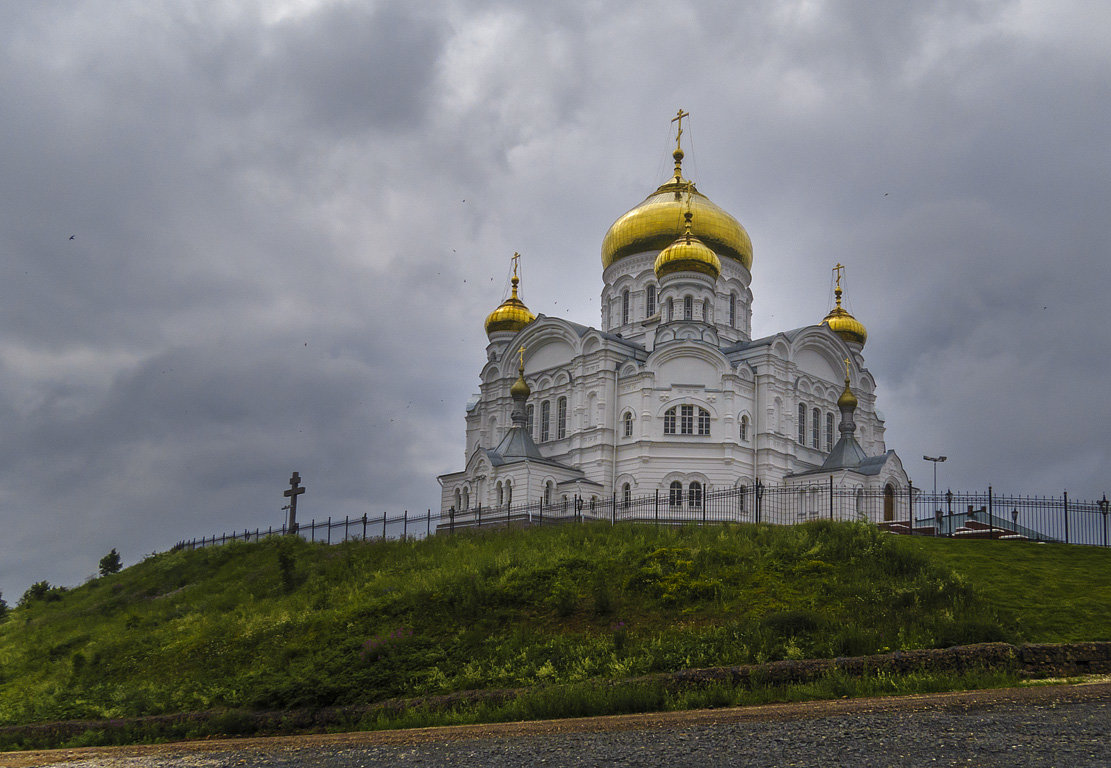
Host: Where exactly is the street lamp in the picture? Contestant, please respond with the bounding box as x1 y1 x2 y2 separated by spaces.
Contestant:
923 456 947 497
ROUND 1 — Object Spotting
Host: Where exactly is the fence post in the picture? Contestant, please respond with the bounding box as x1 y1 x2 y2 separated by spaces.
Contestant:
612 493 616 526
310 521 315 543
829 476 834 521
907 482 913 534
344 515 349 542
539 497 544 527
655 489 659 527
382 510 387 540
404 510 409 540
1063 490 1069 544
326 517 332 545
507 502 511 529
988 486 994 540
427 508 431 537
450 506 455 534
946 490 953 537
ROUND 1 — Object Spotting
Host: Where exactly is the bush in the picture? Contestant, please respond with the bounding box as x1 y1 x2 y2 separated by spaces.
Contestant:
99 549 123 577
18 580 64 607
0 591 7 621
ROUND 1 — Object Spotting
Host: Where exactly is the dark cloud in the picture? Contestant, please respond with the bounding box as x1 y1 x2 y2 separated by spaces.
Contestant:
0 0 1109 599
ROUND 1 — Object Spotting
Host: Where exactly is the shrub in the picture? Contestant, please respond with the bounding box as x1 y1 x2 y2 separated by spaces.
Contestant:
18 580 64 607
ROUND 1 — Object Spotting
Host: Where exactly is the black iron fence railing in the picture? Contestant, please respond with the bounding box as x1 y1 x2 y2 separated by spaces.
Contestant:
174 484 1111 551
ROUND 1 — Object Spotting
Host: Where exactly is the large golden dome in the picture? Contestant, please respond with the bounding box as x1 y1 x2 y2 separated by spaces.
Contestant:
654 211 721 280
601 150 752 271
485 273 535 336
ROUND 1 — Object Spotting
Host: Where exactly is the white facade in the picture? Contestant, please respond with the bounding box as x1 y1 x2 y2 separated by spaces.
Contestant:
439 147 908 521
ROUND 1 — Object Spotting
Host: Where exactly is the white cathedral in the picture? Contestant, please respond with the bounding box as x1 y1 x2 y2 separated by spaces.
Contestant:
439 116 908 523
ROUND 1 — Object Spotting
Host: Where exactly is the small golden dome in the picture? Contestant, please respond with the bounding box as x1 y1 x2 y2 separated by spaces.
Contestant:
838 377 858 410
654 211 721 280
821 284 867 347
485 258 536 337
601 174 752 271
510 371 530 400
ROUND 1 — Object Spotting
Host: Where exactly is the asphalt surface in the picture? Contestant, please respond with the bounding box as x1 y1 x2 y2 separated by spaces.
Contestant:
4 682 1109 767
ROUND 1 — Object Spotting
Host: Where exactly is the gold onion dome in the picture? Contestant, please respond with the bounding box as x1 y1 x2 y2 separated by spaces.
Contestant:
837 376 858 410
484 264 535 336
821 284 867 347
602 150 752 271
654 211 721 280
510 347 531 400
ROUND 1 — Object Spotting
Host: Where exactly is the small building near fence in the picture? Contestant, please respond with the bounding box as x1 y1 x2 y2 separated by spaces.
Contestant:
438 115 909 524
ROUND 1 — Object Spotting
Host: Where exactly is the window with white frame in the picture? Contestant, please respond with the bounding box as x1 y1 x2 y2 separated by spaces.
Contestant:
740 414 749 442
646 284 656 316
729 293 736 327
684 295 693 320
811 407 820 449
825 412 834 452
664 405 710 435
621 289 630 325
689 481 703 508
557 397 567 439
622 483 631 506
623 410 633 438
798 403 807 444
541 400 551 442
669 481 683 506
526 404 534 437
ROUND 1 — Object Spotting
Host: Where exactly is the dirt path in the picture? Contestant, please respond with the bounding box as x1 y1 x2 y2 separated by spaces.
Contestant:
4 681 1110 767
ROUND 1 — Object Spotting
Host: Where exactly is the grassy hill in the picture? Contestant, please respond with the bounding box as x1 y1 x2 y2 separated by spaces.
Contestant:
0 521 1108 744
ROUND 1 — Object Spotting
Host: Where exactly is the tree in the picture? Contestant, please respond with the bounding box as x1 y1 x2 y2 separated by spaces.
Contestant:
99 548 122 577
0 591 8 621
19 580 55 607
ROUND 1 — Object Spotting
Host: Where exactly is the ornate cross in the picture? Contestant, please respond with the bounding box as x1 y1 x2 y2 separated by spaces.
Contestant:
518 344 526 372
283 472 306 532
672 108 689 152
833 262 845 289
512 251 521 278
844 356 852 380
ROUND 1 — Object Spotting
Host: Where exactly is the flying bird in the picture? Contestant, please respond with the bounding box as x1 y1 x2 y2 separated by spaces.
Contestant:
69 235 75 240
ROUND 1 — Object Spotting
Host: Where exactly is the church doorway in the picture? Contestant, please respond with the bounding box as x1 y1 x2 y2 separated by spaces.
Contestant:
883 484 895 521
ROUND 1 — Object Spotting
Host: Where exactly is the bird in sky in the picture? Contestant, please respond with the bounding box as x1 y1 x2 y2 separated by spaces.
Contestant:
69 235 75 240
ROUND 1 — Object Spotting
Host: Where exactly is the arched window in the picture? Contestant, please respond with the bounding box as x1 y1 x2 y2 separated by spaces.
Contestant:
740 415 749 442
557 396 567 439
622 483 631 507
497 481 504 506
506 479 512 506
855 487 864 515
703 299 711 323
454 488 461 511
729 293 736 327
526 404 535 437
561 495 568 513
684 295 693 320
825 412 834 452
669 481 683 507
689 481 703 508
738 485 747 513
646 284 656 316
798 402 807 444
544 481 553 506
541 400 551 442
621 289 630 325
664 405 710 435
623 411 633 438
811 408 820 449
462 487 469 510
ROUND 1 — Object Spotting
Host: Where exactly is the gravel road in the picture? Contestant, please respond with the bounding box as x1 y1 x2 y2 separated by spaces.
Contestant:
5 682 1109 768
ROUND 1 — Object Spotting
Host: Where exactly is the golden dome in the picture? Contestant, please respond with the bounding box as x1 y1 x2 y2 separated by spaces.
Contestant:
654 211 721 280
484 269 535 337
837 377 858 410
601 151 752 271
821 282 867 347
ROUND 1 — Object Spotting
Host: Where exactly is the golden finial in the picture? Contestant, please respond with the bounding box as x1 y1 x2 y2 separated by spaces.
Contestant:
671 108 689 179
510 252 521 297
833 262 845 306
518 345 526 373
844 356 852 382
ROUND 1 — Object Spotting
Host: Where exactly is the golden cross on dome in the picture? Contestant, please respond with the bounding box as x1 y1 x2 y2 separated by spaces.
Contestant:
518 345 526 371
844 356 852 380
672 108 689 153
833 262 845 289
512 251 521 278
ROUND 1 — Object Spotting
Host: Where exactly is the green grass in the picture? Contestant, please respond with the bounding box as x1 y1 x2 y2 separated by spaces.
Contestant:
0 521 1107 748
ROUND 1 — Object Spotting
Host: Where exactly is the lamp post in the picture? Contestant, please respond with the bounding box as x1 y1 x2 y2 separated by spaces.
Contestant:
1099 494 1109 548
923 455 947 497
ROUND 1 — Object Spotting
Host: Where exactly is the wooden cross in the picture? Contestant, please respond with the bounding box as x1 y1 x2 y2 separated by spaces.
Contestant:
283 472 306 532
672 108 689 152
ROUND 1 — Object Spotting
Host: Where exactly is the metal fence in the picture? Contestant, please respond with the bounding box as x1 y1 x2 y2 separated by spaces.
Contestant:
175 483 1111 551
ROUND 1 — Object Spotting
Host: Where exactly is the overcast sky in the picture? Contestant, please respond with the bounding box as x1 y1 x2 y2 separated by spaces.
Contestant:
1 0 1108 600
